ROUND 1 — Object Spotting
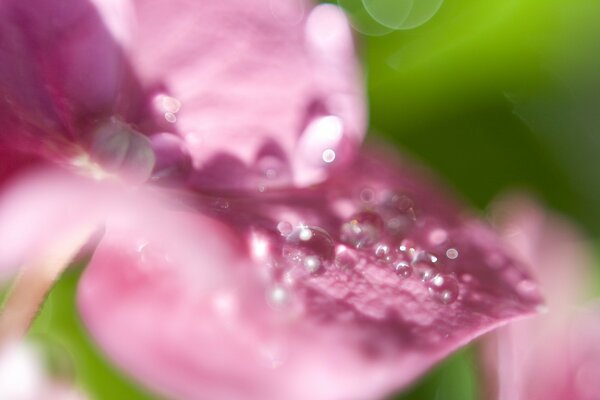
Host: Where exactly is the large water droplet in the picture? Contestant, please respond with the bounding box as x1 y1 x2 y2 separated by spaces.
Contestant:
89 119 156 183
283 226 335 273
411 250 438 282
340 211 383 249
427 274 459 304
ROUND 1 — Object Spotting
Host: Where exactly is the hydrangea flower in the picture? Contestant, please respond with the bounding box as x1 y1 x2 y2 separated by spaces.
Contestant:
0 0 543 399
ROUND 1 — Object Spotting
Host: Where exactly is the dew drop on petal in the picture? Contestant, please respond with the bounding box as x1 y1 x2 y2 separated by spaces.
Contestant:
89 119 156 183
427 274 459 304
266 285 290 309
340 211 383 249
411 250 438 282
393 260 412 279
374 242 395 263
446 248 459 260
284 226 335 270
277 221 293 236
335 248 357 269
303 255 322 273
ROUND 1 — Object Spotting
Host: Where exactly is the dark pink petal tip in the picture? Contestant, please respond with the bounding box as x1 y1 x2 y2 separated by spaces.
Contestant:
78 148 542 400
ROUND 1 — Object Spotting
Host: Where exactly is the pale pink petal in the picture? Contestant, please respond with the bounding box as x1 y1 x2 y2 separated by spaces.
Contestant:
0 168 169 279
78 149 541 400
481 196 593 400
128 1 366 190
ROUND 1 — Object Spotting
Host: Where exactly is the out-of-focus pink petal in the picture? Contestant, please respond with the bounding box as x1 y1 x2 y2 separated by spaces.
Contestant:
0 167 167 279
0 0 138 155
129 1 365 190
482 196 593 400
78 149 541 400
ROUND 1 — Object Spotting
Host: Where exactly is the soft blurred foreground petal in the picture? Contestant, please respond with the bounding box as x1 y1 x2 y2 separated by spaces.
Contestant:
78 149 542 400
482 196 596 400
0 340 87 400
129 0 366 190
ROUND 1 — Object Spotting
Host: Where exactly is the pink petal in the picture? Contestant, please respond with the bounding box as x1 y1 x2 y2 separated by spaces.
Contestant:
128 1 366 189
78 149 541 400
481 196 593 400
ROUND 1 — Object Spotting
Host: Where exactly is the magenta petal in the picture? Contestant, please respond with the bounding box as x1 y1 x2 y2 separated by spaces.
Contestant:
78 149 541 400
0 0 134 150
128 1 365 190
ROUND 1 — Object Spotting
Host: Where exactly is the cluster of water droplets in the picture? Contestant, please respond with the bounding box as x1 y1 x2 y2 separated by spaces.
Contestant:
264 189 466 308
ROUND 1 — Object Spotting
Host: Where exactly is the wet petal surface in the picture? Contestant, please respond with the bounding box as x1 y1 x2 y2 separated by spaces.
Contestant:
78 150 542 400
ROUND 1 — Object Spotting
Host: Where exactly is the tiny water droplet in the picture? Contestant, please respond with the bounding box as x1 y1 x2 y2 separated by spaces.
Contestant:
428 274 459 304
446 248 459 260
340 211 383 249
516 279 540 300
359 188 375 203
335 249 357 269
266 285 289 309
322 148 336 163
394 261 412 278
398 239 417 255
303 255 322 273
154 94 181 123
374 243 395 263
428 228 448 246
277 221 293 236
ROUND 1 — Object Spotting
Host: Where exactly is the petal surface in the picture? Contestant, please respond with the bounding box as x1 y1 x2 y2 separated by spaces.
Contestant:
0 0 139 158
78 149 541 400
128 1 366 190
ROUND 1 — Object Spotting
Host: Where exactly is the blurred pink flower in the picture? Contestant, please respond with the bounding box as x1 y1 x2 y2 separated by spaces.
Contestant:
0 0 543 399
483 196 600 400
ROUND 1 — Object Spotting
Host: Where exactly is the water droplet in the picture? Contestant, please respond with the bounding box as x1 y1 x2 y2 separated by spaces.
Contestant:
374 243 395 263
446 248 459 260
335 248 357 269
411 250 438 282
298 115 345 167
428 228 448 246
89 119 156 183
516 279 540 301
359 188 375 203
214 199 230 209
277 221 293 236
154 94 181 123
398 239 417 254
283 226 335 270
303 255 322 273
394 261 412 278
266 285 289 309
340 211 383 249
322 148 336 163
428 274 459 304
